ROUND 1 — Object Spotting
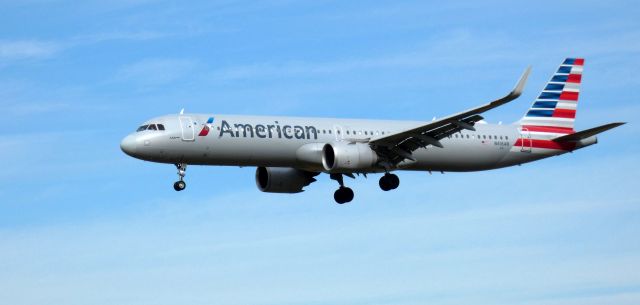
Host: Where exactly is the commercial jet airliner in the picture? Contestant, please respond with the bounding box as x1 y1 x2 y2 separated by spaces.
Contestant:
121 58 624 203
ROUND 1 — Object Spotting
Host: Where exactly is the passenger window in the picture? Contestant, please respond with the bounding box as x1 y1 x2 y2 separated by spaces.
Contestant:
506 136 509 140
148 124 157 130
466 135 469 138
482 135 486 139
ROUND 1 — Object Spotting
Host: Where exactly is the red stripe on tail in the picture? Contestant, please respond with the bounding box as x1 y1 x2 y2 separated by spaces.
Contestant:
559 91 579 101
567 74 582 83
521 125 574 134
514 139 577 150
553 108 576 118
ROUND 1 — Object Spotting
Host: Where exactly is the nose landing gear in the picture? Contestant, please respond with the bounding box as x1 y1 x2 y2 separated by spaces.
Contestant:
379 173 400 191
173 163 187 191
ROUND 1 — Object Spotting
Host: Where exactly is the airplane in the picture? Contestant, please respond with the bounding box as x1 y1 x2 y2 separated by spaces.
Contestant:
120 58 624 204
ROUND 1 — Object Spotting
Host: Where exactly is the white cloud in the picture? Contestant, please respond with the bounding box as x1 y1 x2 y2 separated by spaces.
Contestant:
0 30 178 65
209 30 516 81
115 58 198 86
0 192 638 305
0 40 60 60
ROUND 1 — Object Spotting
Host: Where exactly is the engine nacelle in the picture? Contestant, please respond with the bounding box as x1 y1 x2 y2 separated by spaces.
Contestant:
255 167 317 193
322 142 378 171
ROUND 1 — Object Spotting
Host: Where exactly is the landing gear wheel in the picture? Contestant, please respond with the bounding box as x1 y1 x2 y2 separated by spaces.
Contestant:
173 180 186 191
388 173 400 189
379 176 392 191
173 163 188 191
379 173 400 191
334 187 354 204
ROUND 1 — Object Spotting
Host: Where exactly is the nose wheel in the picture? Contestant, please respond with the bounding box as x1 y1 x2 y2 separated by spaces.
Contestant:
379 173 400 191
174 180 186 191
174 163 187 191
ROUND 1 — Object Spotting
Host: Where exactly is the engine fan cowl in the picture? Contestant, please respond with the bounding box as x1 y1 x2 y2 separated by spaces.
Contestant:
322 142 378 171
255 167 317 193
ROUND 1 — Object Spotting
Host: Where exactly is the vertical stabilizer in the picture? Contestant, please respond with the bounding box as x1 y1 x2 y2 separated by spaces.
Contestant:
519 58 584 134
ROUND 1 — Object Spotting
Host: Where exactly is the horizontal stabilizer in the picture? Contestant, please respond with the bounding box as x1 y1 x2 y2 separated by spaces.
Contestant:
553 122 625 142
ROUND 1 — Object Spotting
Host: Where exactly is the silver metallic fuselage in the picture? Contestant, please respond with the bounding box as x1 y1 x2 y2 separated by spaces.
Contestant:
121 114 593 173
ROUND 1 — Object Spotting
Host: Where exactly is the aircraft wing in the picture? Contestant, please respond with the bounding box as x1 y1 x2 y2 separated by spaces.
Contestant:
369 67 531 165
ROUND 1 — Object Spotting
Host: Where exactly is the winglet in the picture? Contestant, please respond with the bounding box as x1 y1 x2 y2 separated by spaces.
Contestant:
511 66 531 99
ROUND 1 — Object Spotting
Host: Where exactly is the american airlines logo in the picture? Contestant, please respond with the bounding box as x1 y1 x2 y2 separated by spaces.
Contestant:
198 117 215 136
215 119 319 140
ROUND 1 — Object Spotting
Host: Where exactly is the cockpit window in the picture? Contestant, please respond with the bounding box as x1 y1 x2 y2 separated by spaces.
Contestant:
136 123 165 132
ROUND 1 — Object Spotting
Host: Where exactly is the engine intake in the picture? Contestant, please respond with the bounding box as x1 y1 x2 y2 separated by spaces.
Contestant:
322 142 378 171
255 167 317 193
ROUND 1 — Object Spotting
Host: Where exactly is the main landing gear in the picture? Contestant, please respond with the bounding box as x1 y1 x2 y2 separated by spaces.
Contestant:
330 173 354 204
379 173 400 191
173 163 187 191
329 172 400 204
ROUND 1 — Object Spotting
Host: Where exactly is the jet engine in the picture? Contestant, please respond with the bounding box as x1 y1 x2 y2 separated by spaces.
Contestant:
322 142 378 171
255 167 317 193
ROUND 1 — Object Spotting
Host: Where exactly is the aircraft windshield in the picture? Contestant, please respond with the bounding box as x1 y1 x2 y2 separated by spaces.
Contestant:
136 124 165 132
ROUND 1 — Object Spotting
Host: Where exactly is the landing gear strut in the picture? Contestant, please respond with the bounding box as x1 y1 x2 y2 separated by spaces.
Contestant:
173 163 187 191
379 173 400 191
330 173 354 204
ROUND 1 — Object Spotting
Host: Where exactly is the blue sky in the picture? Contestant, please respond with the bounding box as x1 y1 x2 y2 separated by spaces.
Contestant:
1 1 639 304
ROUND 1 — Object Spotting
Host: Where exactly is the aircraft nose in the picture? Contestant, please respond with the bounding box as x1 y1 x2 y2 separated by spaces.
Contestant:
120 135 138 156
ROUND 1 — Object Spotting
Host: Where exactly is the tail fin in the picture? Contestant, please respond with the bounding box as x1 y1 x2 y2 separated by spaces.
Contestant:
519 58 584 133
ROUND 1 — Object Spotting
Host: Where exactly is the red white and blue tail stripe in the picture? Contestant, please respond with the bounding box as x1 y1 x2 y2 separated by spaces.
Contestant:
513 58 584 152
519 58 583 133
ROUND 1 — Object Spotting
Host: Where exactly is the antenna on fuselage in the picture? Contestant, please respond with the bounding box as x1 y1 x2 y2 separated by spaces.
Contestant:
180 108 184 115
